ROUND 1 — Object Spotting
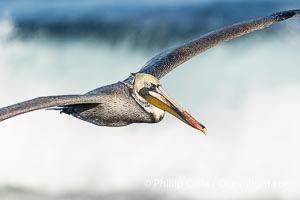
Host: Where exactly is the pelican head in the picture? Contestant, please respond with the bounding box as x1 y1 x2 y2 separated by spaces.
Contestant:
132 73 207 134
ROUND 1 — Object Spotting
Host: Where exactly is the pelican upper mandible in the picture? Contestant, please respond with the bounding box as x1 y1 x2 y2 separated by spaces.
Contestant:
0 9 299 134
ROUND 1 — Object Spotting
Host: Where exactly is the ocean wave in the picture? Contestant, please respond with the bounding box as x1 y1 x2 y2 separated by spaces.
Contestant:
0 2 300 199
1 1 299 48
0 33 300 198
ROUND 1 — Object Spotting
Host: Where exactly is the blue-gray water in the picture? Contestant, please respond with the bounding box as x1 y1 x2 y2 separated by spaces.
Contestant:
0 1 300 199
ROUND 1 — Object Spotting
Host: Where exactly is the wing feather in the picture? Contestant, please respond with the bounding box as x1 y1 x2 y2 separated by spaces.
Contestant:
137 9 300 79
0 95 102 121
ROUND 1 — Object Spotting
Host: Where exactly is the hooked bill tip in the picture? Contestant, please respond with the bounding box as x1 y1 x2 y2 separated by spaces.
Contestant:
182 111 207 134
194 123 207 134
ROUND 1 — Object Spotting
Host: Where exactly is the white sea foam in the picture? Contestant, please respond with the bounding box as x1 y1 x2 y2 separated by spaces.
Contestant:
0 18 300 199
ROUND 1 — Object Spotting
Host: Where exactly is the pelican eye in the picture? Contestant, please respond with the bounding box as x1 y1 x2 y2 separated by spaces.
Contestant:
144 81 157 90
150 83 157 90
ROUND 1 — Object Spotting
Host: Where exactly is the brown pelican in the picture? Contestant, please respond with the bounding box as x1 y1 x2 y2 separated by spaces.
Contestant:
0 9 299 134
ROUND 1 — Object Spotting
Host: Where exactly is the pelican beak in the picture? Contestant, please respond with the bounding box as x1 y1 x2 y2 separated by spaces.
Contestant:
142 85 207 134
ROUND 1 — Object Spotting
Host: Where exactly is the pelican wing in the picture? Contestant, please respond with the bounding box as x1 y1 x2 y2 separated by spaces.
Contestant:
0 95 102 121
137 9 300 79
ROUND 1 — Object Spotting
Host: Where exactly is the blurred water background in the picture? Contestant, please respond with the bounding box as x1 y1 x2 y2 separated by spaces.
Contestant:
0 0 300 199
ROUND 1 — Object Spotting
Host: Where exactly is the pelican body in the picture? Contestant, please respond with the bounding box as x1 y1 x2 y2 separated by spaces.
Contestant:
64 73 204 130
62 79 163 127
0 9 300 134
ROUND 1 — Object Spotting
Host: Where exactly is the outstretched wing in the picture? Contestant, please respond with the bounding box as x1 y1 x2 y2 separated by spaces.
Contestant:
137 9 300 79
0 95 102 121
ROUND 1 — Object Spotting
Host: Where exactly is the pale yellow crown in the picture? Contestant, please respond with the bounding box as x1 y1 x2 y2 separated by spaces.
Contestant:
133 73 159 92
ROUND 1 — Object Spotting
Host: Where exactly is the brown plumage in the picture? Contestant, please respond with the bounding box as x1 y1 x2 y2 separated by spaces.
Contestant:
0 9 299 133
